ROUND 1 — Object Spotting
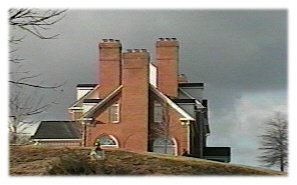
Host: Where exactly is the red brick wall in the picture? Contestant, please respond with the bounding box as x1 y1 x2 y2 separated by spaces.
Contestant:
155 38 179 98
86 49 150 153
167 107 189 155
98 39 122 98
85 97 122 146
121 50 149 152
149 93 188 155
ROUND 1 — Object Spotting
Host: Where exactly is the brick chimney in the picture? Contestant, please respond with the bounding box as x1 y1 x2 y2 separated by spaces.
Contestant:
98 39 122 98
121 49 150 152
155 38 179 98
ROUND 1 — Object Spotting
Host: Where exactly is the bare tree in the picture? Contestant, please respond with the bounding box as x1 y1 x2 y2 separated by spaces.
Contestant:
9 84 62 144
9 8 66 144
258 112 288 172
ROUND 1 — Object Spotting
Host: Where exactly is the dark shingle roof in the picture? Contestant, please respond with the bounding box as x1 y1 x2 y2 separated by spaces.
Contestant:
76 84 97 87
83 99 102 103
31 121 81 139
178 83 204 87
172 99 196 103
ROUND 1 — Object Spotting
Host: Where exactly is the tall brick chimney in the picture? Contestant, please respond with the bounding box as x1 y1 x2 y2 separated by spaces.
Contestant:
98 39 122 98
155 38 179 98
121 49 150 152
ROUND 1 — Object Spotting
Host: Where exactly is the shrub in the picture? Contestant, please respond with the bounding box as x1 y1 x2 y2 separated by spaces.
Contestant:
46 148 105 175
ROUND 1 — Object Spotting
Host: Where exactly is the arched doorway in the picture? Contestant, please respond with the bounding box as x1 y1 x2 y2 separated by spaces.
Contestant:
95 135 119 148
152 138 177 155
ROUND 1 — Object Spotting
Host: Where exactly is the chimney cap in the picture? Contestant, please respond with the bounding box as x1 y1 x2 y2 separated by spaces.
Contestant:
102 38 121 42
158 37 178 41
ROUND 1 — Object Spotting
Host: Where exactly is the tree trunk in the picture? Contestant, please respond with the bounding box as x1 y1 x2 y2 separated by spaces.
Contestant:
280 156 284 172
11 132 18 144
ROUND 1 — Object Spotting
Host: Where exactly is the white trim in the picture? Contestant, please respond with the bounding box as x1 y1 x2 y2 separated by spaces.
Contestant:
171 137 178 156
81 118 93 125
149 63 157 87
110 103 120 123
77 87 94 90
187 125 190 153
150 85 195 121
68 107 84 110
179 118 191 125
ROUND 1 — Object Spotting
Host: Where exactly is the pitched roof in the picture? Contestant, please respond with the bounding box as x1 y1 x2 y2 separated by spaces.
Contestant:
150 85 195 121
178 88 205 109
82 85 123 119
31 121 81 139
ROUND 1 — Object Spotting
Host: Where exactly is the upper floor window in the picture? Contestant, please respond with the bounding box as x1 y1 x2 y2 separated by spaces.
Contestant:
110 103 120 123
154 101 163 123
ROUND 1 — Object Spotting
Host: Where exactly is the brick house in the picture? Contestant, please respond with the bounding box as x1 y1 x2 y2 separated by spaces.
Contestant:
66 38 230 161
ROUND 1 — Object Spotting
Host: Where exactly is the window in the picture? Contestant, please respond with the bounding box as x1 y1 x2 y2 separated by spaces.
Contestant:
109 103 120 123
95 135 118 147
154 102 163 123
152 138 177 155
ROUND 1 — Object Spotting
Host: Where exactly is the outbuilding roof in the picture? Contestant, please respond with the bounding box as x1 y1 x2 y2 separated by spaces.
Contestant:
31 121 81 139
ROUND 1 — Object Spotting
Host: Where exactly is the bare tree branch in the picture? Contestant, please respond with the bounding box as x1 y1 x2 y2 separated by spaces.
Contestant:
9 80 65 89
9 8 67 144
9 9 66 40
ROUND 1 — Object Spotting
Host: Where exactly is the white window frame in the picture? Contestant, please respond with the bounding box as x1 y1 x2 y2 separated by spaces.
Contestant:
110 103 120 123
154 101 163 123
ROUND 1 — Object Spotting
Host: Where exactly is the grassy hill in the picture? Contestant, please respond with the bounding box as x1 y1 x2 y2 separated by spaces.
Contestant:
9 146 285 176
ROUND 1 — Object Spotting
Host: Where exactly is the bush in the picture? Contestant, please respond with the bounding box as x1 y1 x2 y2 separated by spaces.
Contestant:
46 148 105 175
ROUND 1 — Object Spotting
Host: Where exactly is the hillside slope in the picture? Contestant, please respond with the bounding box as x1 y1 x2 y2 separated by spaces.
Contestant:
9 146 285 175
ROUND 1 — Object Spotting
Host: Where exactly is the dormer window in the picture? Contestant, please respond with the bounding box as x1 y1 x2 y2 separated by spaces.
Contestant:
110 103 120 123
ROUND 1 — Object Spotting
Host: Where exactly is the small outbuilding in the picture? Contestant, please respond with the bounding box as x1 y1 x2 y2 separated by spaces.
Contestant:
31 121 81 146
